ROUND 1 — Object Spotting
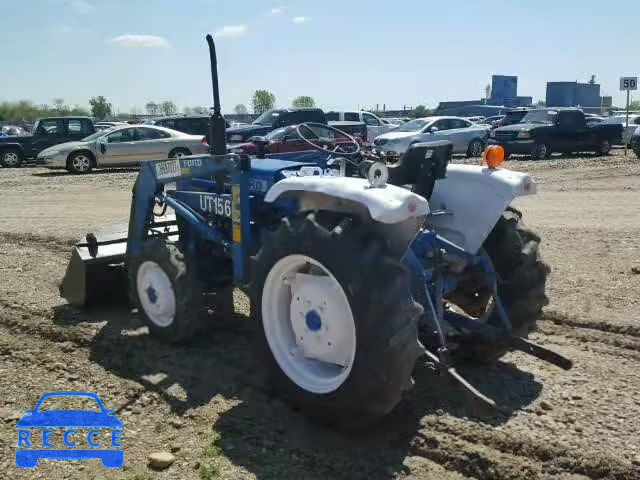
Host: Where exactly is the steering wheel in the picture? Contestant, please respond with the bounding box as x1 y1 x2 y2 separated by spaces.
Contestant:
295 122 361 157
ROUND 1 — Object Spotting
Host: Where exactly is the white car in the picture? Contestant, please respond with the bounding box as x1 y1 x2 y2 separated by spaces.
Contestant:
325 111 398 141
38 125 208 173
373 116 489 157
602 114 640 145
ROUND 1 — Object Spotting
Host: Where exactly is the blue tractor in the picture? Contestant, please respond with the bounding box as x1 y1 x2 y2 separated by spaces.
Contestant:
60 35 571 429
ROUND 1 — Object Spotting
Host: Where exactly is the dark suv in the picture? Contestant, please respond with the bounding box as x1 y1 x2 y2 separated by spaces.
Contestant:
144 115 230 136
226 108 327 144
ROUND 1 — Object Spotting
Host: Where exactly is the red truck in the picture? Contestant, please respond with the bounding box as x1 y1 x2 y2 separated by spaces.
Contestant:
228 122 365 155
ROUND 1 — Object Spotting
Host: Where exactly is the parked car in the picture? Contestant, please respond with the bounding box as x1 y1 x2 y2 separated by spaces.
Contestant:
465 116 486 124
373 116 489 157
495 108 531 128
144 114 231 136
94 121 127 131
602 114 640 145
585 114 604 125
631 126 640 158
483 115 505 127
229 122 363 155
0 116 95 167
226 108 327 144
37 125 208 173
1 125 28 136
489 108 622 159
325 111 398 141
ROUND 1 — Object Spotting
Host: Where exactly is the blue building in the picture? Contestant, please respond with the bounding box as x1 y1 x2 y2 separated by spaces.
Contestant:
491 75 518 105
546 81 601 108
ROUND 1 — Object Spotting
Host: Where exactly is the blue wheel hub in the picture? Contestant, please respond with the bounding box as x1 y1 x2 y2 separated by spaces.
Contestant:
146 285 158 304
305 309 322 332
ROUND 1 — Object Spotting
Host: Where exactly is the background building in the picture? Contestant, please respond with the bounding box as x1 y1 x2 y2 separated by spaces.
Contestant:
490 75 518 105
546 81 601 109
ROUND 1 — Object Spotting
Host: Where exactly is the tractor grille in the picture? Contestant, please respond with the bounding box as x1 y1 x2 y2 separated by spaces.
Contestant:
494 131 518 142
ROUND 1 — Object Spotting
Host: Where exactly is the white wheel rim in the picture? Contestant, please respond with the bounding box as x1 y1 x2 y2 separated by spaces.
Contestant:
262 254 356 394
4 152 19 165
72 155 90 172
539 145 547 157
136 261 176 327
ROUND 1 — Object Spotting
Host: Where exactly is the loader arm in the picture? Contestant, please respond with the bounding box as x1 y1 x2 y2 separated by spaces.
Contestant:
60 153 252 306
126 154 252 283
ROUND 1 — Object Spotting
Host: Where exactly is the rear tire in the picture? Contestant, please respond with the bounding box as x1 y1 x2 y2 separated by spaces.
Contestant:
449 208 550 362
250 213 424 429
169 148 191 158
0 148 23 167
595 139 611 156
466 139 484 158
129 239 206 343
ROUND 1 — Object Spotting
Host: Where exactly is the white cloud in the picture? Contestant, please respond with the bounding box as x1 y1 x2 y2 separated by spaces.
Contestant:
271 7 283 14
109 34 170 48
214 25 247 38
292 16 309 24
69 0 94 15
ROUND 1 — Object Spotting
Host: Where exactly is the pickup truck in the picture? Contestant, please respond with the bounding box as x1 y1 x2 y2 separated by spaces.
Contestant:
226 108 326 144
0 116 95 167
325 111 398 141
488 108 623 159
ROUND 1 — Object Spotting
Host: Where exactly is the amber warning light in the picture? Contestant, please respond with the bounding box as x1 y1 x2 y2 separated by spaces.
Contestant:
482 145 505 169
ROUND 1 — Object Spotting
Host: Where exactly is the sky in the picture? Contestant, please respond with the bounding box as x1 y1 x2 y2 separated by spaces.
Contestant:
1 0 638 114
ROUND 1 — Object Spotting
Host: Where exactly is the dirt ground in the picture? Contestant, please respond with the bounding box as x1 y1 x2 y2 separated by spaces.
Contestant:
0 150 639 480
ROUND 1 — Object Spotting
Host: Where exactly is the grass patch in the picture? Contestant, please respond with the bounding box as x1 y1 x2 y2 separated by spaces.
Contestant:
199 463 220 479
202 433 223 458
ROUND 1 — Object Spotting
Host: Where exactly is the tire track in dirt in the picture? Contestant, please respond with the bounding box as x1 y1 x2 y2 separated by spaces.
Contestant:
543 311 640 338
0 231 77 252
415 418 638 480
0 299 93 349
537 322 640 355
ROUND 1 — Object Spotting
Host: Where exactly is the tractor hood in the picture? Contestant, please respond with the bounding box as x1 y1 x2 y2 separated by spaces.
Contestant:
226 124 273 143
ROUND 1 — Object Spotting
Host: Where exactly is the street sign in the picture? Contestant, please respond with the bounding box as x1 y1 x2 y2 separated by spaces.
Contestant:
620 77 638 91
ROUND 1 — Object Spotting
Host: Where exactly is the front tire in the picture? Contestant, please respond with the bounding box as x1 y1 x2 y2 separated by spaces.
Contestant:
0 148 23 167
129 239 206 343
466 139 484 158
250 214 424 429
532 143 551 160
66 151 93 174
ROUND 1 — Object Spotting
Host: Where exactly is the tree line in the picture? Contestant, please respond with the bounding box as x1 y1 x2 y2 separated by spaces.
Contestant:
6 91 532 123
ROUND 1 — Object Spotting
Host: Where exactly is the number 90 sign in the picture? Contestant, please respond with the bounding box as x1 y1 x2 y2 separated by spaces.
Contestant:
620 77 638 91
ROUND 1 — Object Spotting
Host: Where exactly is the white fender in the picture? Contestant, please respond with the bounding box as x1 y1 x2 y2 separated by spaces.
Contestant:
265 176 429 224
428 164 537 253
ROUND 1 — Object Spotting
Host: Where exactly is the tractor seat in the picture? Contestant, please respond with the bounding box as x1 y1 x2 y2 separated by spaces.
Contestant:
386 141 452 199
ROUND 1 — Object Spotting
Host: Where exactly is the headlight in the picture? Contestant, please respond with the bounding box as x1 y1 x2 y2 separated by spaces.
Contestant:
40 150 60 157
517 131 532 139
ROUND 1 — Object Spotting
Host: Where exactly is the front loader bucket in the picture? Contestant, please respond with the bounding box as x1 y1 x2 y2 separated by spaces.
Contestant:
60 225 129 307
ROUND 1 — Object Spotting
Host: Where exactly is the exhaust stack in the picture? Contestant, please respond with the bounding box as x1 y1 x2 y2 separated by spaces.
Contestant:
206 34 227 156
